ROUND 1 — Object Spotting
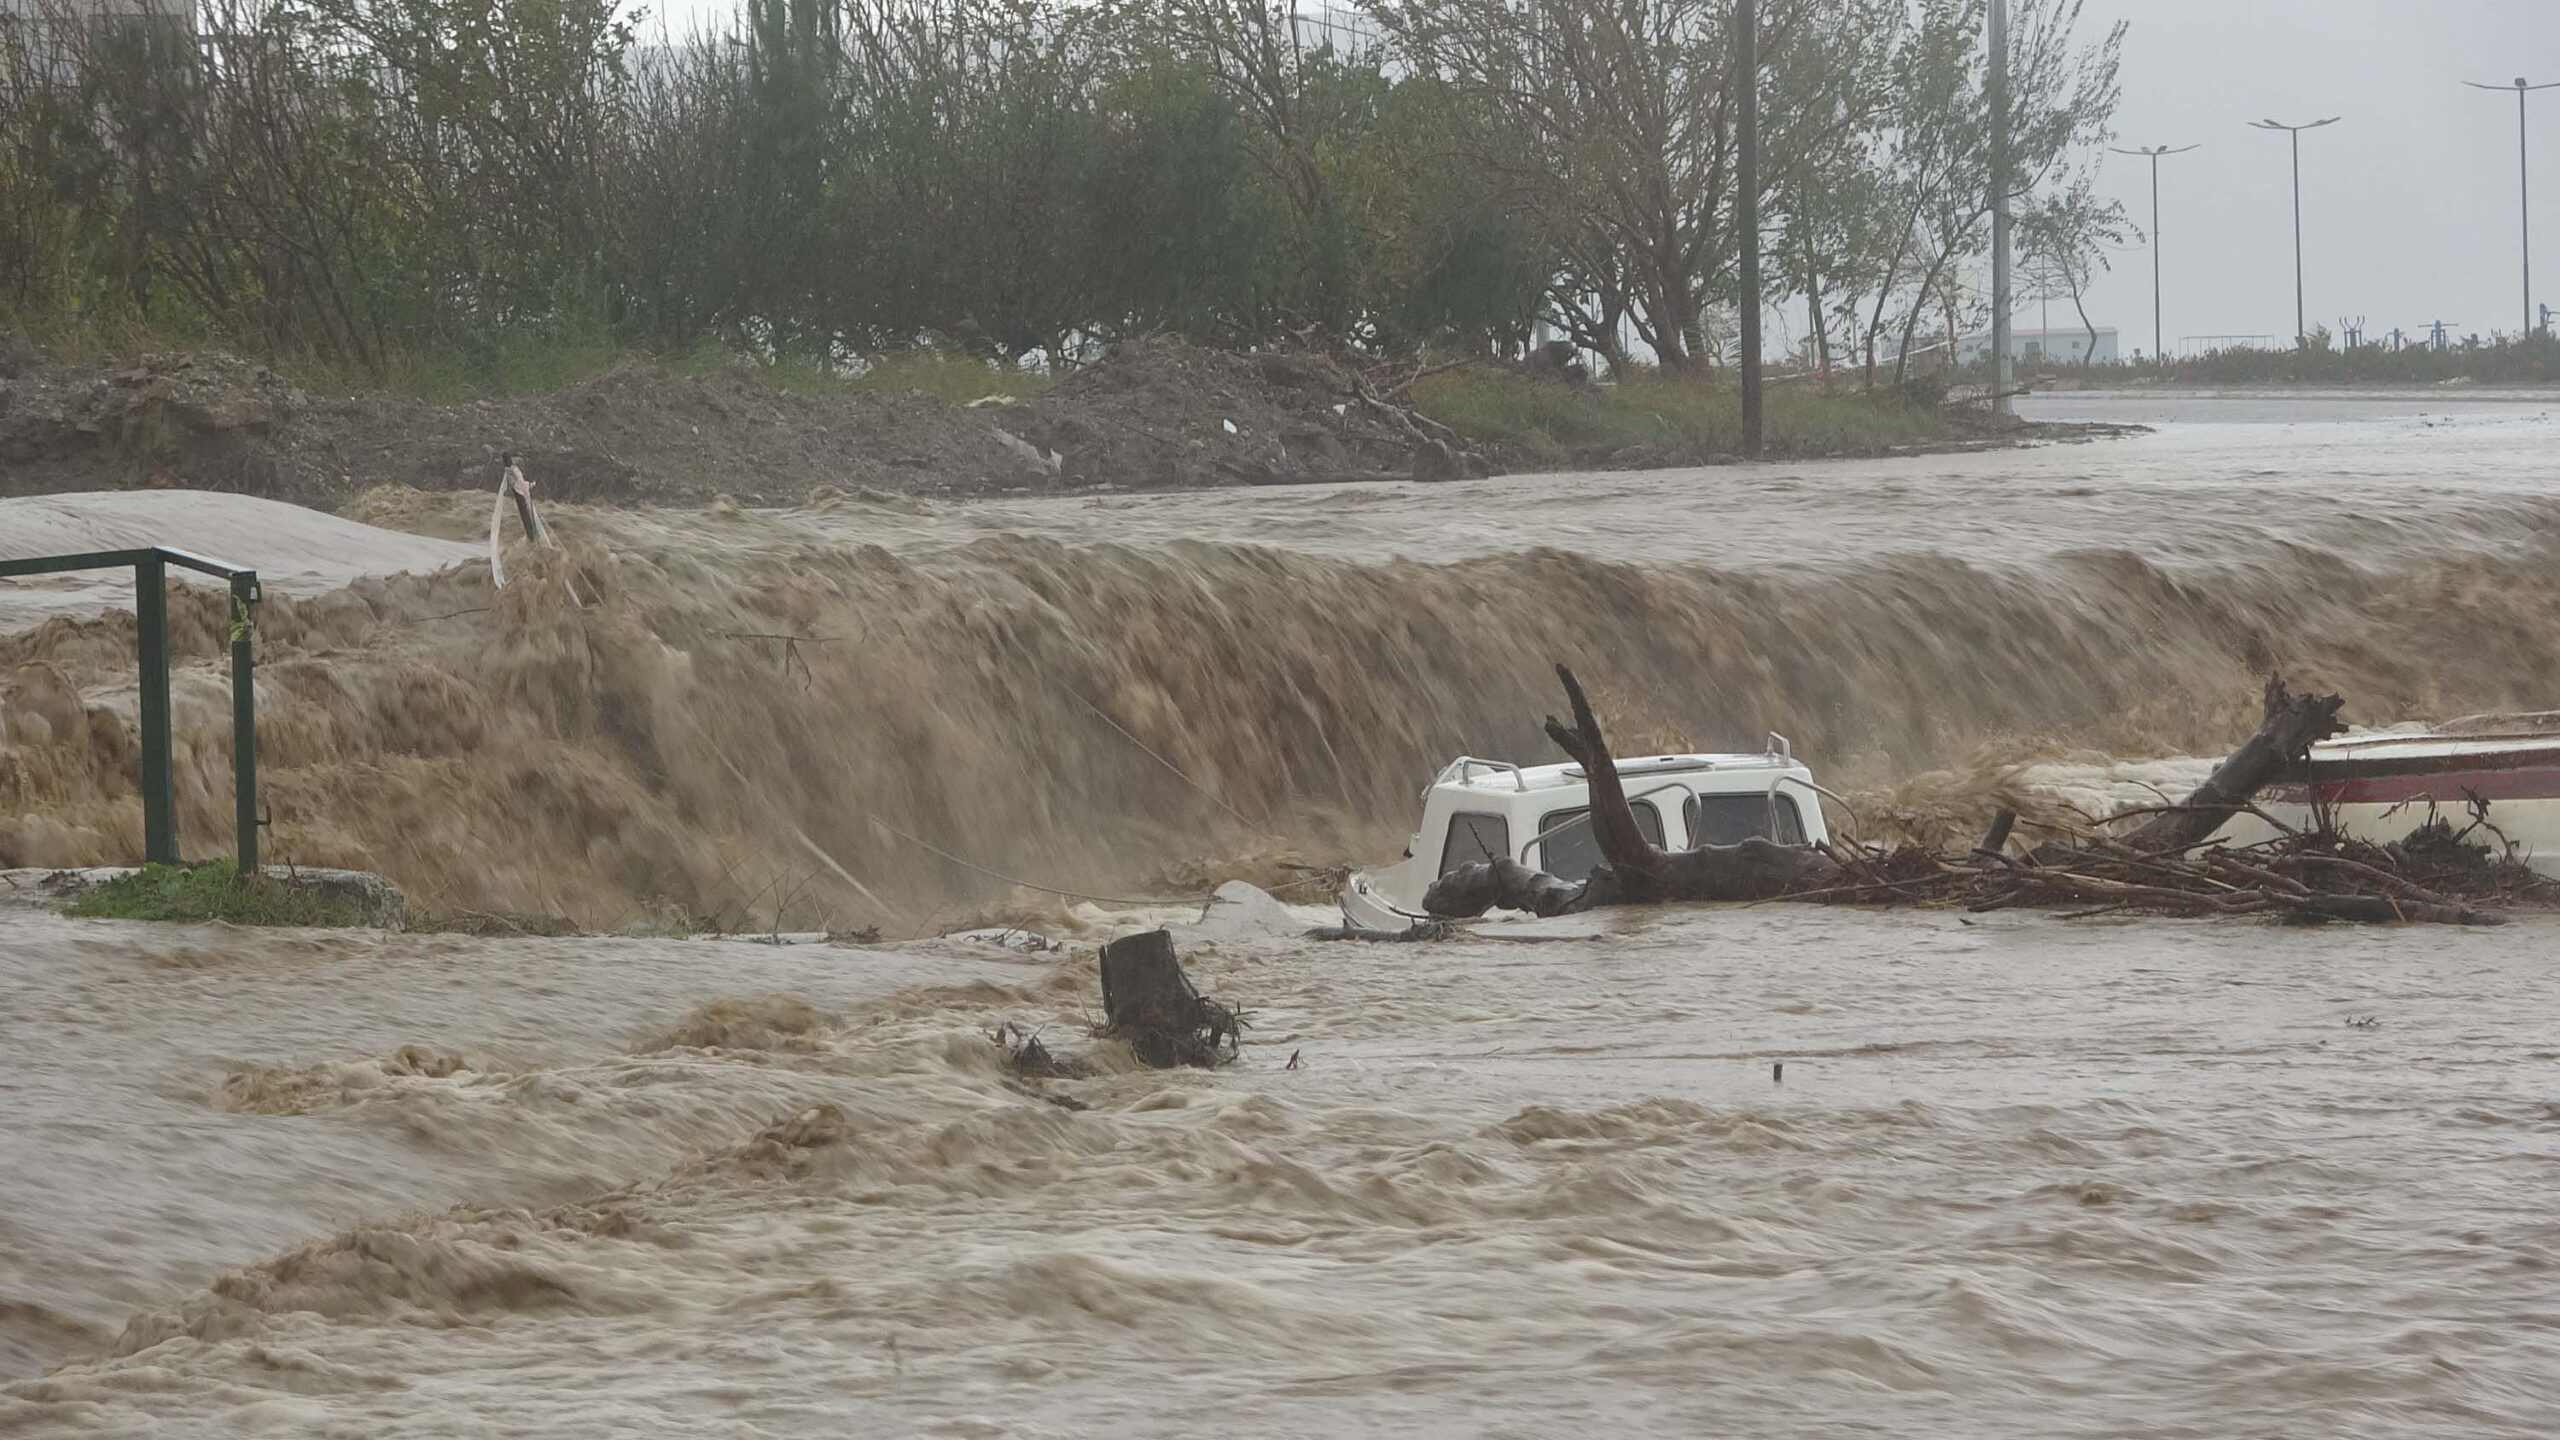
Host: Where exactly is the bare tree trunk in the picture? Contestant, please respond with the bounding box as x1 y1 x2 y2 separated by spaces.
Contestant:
2120 675 2346 855
1423 666 1841 918
1893 243 1962 387
1537 665 1842 900
2069 266 2100 367
1803 224 1830 377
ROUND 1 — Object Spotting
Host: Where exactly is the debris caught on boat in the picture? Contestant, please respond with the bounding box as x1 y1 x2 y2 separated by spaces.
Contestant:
1396 665 2550 927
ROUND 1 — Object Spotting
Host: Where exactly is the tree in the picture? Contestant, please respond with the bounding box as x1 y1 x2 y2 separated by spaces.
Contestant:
1856 0 2122 387
2017 174 2130 365
0 0 2123 387
1367 0 1753 372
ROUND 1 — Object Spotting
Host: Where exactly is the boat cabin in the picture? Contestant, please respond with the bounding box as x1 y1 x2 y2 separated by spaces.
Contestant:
1341 742 1830 928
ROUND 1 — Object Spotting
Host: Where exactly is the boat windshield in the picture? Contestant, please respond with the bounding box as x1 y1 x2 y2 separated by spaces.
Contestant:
1438 812 1513 876
1532 802 1665 880
1685 793 1807 846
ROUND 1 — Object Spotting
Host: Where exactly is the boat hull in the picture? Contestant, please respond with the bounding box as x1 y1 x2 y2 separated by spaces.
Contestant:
1339 861 1437 932
2242 734 2560 873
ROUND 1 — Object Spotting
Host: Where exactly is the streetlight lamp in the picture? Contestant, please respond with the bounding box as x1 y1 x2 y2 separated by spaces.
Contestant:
2464 77 2560 341
2250 116 2340 347
2107 143 2199 362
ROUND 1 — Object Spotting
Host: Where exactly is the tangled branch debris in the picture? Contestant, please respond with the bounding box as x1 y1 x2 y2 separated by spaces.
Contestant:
1097 930 1243 1067
1425 664 2547 927
991 1020 1091 1080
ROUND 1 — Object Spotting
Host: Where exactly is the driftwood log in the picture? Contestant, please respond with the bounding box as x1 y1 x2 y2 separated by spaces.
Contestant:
1424 663 2524 927
2119 674 2345 854
1421 856 1588 918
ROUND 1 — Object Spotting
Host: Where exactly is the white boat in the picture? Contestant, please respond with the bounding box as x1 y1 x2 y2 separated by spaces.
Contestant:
2235 717 2560 871
1340 740 1832 930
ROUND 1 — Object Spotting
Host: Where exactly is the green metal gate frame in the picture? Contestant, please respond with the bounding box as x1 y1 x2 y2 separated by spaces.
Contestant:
0 547 261 871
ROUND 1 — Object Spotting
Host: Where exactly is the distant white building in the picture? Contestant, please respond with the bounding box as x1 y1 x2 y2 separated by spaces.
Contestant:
1 0 195 94
1957 325 2120 365
0 0 193 33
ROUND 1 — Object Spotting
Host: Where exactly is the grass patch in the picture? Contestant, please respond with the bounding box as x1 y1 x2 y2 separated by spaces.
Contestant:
65 862 367 927
372 336 630 401
839 350 1055 404
1413 369 1945 464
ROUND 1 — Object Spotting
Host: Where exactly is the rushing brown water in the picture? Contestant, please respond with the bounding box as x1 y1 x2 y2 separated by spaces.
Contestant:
5 394 2560 1433
5 891 2557 1435
10 396 2560 926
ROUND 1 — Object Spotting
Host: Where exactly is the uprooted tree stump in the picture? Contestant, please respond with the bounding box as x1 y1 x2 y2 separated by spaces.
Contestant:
1098 930 1242 1067
1424 663 2528 927
2117 674 2346 855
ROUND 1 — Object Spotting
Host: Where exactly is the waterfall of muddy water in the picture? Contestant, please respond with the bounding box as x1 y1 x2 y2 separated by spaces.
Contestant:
4 396 2560 1434
10 398 2560 927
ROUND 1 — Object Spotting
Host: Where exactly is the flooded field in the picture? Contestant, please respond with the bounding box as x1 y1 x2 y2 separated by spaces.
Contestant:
5 393 2560 1434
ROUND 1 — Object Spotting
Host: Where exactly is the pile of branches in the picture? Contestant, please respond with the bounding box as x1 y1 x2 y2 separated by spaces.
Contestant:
1426 667 2549 928
1815 816 2534 926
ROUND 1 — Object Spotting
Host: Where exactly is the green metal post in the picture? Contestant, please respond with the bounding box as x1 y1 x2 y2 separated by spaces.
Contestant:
134 554 177 864
229 573 260 875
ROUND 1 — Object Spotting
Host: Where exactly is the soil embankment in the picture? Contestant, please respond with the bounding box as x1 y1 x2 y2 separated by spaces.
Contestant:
1 337 2075 508
0 340 1458 507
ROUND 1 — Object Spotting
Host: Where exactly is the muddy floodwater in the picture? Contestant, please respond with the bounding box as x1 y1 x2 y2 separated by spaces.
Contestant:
6 393 2560 1435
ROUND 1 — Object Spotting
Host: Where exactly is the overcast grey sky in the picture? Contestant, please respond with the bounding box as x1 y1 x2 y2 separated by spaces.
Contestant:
2066 0 2560 353
643 0 2560 353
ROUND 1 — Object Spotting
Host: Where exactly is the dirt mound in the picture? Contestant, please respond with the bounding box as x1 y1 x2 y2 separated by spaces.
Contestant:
0 340 1458 510
0 351 308 498
316 364 1063 506
1009 338 1440 488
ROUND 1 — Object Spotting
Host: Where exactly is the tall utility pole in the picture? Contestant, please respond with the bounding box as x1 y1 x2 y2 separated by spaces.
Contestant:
2107 143 2200 363
2250 116 2340 346
2464 77 2559 341
1737 0 1762 454
1988 0 2012 413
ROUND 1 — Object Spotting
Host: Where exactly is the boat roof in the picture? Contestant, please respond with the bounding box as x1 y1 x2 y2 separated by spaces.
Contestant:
1433 752 1805 795
2312 732 2560 762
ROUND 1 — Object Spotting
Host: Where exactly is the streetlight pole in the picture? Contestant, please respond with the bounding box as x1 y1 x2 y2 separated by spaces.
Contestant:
1737 0 1762 455
2251 116 2340 347
1989 0 2013 413
2108 143 2199 363
2465 78 2559 341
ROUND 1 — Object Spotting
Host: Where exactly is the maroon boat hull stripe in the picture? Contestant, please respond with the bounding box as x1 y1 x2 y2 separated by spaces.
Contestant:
2267 764 2560 806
